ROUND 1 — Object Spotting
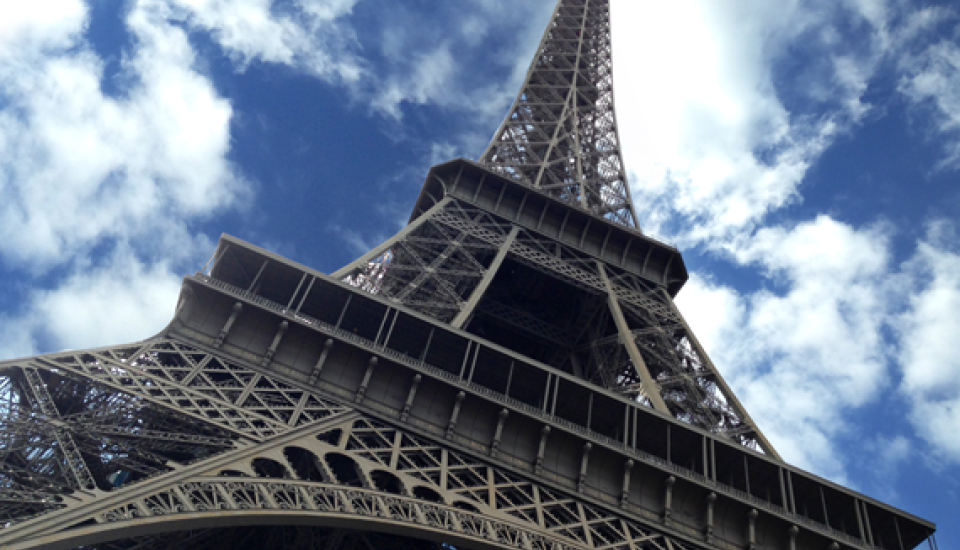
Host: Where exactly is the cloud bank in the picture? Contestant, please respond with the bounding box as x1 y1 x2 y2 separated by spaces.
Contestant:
612 0 960 476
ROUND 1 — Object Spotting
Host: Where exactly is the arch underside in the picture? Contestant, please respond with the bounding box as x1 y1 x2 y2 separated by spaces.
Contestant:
77 524 466 550
19 501 574 550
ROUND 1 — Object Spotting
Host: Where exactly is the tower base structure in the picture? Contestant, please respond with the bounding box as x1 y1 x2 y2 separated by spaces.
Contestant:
0 161 935 550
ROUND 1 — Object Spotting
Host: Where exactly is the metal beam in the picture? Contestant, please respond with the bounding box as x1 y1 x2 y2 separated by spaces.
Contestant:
597 263 669 414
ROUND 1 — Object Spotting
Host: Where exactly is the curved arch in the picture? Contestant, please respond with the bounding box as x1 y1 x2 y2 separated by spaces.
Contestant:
324 452 363 487
412 485 444 504
3 481 584 550
369 469 403 495
284 446 325 483
251 458 291 479
452 500 480 513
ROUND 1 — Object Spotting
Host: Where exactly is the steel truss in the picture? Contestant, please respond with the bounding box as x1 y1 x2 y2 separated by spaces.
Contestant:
338 194 776 455
0 341 694 550
481 0 637 227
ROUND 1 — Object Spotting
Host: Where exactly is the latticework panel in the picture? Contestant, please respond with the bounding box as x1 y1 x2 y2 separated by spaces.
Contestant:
0 359 239 524
0 347 698 550
0 339 349 527
339 417 694 550
343 202 504 323
481 0 637 227
87 416 696 550
341 198 768 452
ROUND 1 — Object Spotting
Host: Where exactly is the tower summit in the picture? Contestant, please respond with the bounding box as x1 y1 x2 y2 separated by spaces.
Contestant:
0 1 936 549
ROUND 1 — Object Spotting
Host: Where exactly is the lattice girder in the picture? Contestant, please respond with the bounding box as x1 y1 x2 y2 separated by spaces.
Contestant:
337 183 769 453
482 0 637 228
0 399 694 550
0 338 353 526
0 247 934 549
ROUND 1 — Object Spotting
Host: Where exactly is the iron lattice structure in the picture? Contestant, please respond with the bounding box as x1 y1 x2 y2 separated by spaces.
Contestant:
0 0 936 549
341 0 772 456
336 187 776 453
481 0 637 227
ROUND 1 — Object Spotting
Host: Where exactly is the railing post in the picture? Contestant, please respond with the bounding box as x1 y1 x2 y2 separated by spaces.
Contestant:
663 475 675 526
705 492 716 543
620 460 634 508
535 426 551 475
260 321 288 368
578 443 592 493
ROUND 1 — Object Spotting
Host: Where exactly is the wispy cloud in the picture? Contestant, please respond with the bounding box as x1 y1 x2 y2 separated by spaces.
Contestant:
0 1 246 353
899 35 960 170
677 217 894 479
361 0 552 122
152 0 365 82
0 0 246 269
610 0 960 479
896 221 960 464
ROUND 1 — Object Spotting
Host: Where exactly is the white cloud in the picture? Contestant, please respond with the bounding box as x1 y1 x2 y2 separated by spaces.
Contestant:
328 224 384 257
677 216 960 475
899 37 960 169
677 217 893 478
366 1 552 121
34 248 185 351
0 317 38 362
0 246 185 358
896 222 960 463
611 0 846 245
0 0 85 55
0 0 246 268
610 0 955 246
371 45 458 118
140 0 549 124
155 0 364 82
0 0 251 354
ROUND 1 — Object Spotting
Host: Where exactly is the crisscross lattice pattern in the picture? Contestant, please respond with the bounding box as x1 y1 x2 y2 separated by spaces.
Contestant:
481 0 637 227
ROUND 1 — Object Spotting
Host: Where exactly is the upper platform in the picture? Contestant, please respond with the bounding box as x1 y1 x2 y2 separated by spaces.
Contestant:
412 159 688 297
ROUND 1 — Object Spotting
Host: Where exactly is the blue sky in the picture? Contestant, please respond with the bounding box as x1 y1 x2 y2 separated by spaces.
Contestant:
0 0 957 546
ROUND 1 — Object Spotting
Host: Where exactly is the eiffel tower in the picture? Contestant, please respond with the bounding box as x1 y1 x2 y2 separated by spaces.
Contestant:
0 1 936 549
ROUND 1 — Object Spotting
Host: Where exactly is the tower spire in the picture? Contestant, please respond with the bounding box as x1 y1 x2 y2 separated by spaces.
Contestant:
481 0 638 228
